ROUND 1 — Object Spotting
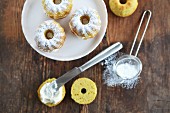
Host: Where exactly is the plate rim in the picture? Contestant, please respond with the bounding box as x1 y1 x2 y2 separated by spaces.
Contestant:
21 0 108 61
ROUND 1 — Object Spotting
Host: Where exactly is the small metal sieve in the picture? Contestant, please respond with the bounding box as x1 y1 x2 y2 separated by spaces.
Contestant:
114 10 152 80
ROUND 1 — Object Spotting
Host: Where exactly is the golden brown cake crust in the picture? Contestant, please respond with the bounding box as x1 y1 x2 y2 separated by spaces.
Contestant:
69 8 101 40
109 0 138 17
42 0 73 19
35 20 66 52
71 78 97 104
37 78 66 107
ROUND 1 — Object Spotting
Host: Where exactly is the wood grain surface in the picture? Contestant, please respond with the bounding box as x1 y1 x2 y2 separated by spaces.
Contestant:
0 0 170 113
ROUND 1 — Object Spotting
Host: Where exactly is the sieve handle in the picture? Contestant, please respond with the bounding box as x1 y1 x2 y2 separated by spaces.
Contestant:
130 10 152 56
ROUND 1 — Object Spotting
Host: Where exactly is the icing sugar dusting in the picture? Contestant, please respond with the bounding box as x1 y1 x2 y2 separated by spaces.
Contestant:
35 20 65 52
101 53 139 89
70 8 101 39
44 0 71 13
116 63 139 79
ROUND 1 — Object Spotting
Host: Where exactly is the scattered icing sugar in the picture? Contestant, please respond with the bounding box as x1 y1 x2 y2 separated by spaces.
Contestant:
101 53 139 89
69 8 101 39
35 20 65 52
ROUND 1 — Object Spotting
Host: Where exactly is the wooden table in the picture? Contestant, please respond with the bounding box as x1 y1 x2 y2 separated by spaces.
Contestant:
0 0 170 113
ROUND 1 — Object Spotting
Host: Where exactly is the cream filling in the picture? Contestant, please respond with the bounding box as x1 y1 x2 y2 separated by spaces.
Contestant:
40 81 63 104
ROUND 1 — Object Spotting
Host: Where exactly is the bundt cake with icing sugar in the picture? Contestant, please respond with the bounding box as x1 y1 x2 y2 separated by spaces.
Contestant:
42 0 73 19
69 8 101 40
35 20 66 52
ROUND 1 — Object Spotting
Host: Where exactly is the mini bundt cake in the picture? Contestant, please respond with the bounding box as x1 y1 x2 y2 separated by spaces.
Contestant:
37 78 66 107
35 20 66 52
71 78 97 104
42 0 73 19
109 0 138 17
69 8 101 40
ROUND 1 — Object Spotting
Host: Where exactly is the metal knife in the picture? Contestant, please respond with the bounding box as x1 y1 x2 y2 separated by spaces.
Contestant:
54 42 123 91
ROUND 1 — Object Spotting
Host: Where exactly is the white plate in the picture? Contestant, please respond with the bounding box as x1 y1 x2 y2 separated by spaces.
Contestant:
21 0 108 61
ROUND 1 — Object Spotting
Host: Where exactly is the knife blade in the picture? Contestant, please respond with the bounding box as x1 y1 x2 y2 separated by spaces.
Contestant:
54 67 82 91
54 42 123 91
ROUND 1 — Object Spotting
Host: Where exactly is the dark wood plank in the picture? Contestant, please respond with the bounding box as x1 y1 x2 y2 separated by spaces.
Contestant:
0 0 170 113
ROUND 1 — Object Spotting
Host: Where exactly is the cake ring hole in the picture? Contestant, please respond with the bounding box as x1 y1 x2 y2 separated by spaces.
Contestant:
80 15 90 25
45 30 54 39
119 0 127 4
53 0 62 4
81 88 87 94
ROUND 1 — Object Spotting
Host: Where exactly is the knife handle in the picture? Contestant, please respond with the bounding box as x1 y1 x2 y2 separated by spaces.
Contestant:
79 42 123 72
